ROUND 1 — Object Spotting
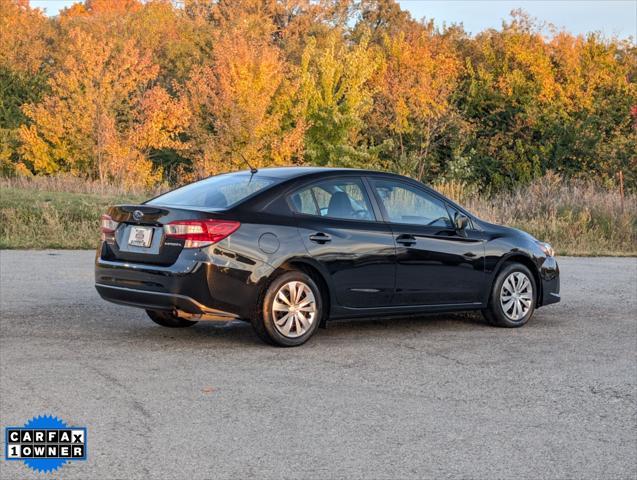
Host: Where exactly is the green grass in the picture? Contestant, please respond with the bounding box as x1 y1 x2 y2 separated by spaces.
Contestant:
0 187 144 249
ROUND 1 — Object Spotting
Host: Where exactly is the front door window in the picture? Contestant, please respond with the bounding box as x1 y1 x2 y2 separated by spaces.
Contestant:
371 179 452 228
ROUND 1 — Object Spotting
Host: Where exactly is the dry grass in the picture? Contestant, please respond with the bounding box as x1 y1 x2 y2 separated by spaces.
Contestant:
1 173 635 254
0 179 146 249
435 173 637 256
0 174 164 197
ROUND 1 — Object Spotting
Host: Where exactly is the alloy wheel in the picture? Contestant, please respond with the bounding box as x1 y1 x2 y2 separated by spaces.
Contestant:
272 281 317 338
500 271 533 321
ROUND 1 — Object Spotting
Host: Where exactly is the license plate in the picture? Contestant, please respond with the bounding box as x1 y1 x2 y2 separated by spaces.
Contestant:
128 226 154 248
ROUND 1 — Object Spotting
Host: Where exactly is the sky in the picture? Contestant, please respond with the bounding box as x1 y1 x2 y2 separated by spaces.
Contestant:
29 0 637 40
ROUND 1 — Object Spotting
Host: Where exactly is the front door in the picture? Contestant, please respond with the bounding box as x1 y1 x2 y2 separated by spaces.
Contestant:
368 177 486 306
289 176 396 308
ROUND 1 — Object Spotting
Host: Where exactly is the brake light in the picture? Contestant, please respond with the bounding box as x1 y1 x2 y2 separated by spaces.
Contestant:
164 219 240 248
100 214 119 241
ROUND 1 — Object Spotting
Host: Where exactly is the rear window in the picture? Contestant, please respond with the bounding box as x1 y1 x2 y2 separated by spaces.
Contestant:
147 174 278 209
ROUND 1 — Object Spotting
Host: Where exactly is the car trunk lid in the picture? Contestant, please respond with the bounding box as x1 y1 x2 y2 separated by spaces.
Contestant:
101 204 232 266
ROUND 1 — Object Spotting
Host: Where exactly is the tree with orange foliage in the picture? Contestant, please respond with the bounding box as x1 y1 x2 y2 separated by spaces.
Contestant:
61 0 212 88
18 28 188 187
1 1 635 190
462 11 637 188
0 0 52 174
369 21 464 180
181 20 305 177
0 0 52 75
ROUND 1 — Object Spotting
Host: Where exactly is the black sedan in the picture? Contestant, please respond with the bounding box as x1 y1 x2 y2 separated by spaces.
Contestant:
95 167 560 346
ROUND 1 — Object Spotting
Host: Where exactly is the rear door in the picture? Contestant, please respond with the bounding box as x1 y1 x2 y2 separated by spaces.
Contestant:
368 177 486 306
289 176 396 308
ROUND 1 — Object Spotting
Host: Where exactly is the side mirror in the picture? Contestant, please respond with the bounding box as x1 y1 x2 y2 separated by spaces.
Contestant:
454 213 469 231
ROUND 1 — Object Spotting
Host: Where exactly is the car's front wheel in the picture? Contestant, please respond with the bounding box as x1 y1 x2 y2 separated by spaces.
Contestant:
146 310 198 328
252 271 323 347
482 263 536 327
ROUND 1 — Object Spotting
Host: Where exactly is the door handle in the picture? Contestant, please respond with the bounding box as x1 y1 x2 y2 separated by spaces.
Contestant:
396 234 416 246
309 232 331 244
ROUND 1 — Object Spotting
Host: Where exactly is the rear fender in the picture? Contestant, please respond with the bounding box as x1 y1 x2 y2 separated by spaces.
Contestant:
267 255 336 321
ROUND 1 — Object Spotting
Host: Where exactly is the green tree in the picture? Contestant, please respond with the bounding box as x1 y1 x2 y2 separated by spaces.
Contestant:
298 32 380 167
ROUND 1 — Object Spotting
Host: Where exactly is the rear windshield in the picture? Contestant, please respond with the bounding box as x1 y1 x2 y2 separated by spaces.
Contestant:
147 174 278 209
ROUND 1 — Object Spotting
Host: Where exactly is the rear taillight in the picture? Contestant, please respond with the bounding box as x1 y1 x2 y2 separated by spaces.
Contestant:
164 219 240 249
100 214 119 241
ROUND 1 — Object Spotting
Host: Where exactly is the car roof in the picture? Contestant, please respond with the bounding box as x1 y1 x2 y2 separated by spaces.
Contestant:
231 166 397 179
228 166 476 220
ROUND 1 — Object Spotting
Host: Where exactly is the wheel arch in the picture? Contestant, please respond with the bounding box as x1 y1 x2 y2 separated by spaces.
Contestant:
266 257 332 327
490 253 542 306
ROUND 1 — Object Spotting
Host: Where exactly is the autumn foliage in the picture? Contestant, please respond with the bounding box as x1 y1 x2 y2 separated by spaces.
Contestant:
1 0 635 190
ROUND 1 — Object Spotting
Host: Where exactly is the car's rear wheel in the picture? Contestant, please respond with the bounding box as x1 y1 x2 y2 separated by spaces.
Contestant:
482 263 536 327
146 310 198 328
252 271 322 347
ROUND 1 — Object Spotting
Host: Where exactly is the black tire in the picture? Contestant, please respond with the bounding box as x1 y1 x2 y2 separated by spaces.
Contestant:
252 271 323 347
146 310 198 328
482 262 536 328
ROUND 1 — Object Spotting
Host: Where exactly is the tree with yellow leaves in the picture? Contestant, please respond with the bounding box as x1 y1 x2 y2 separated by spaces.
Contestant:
462 11 636 188
181 24 305 177
0 0 52 175
18 28 188 188
298 31 380 167
370 21 463 180
1 0 634 191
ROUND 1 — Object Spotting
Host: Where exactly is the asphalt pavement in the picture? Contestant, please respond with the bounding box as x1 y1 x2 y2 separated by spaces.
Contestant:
0 251 635 479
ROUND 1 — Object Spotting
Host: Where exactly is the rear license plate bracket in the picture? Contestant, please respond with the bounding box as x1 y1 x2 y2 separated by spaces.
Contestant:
128 226 154 248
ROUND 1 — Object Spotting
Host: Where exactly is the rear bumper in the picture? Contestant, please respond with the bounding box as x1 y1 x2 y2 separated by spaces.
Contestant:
95 283 238 319
94 244 272 318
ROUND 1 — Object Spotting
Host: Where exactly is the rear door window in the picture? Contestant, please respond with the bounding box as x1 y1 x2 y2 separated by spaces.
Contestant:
289 178 375 221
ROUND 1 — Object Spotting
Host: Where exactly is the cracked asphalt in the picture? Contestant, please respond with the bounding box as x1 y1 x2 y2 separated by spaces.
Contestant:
0 251 635 479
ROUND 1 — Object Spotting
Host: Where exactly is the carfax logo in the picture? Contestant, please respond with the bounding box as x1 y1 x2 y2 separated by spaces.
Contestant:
4 415 87 474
